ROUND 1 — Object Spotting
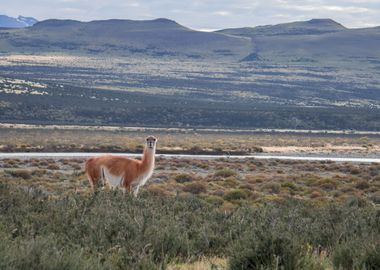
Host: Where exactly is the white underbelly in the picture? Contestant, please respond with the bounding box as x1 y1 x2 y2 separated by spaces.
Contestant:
102 167 123 188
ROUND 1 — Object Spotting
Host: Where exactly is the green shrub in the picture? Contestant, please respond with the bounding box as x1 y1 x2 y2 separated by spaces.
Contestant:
0 233 102 270
262 182 281 194
174 173 193 183
203 195 224 206
281 181 297 190
229 234 303 270
0 184 379 269
182 182 207 194
332 244 355 270
369 194 380 204
361 244 380 270
332 241 380 270
223 189 248 201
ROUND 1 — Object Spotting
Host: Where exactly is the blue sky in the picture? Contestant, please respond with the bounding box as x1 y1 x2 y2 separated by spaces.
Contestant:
3 0 380 30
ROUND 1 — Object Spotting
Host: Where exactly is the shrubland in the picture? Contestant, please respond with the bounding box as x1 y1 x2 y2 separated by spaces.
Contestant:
0 183 379 269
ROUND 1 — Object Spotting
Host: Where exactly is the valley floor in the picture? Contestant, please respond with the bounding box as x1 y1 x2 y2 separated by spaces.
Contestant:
1 124 380 156
0 126 379 269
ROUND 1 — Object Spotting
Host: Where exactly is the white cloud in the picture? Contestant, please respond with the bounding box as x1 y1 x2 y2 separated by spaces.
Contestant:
213 11 230 16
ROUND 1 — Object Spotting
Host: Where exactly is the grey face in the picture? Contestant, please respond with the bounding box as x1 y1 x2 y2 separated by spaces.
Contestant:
146 136 157 149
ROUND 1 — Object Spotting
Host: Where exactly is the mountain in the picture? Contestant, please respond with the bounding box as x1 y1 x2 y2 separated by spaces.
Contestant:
0 15 37 28
0 18 380 130
1 17 378 62
217 19 346 37
0 18 252 59
217 19 380 62
249 26 380 61
17 16 38 27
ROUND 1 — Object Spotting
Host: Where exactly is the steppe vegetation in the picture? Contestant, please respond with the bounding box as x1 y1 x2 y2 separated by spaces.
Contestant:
1 127 380 156
0 178 379 269
0 128 380 269
1 17 380 269
1 156 380 205
1 54 380 130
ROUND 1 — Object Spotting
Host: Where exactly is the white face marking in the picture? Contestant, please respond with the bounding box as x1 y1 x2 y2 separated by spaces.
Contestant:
101 166 124 189
146 136 157 149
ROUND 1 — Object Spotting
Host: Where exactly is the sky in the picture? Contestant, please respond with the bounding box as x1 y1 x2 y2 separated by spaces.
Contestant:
2 0 380 30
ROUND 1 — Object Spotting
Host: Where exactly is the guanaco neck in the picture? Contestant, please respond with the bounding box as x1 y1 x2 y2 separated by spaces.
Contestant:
138 144 156 173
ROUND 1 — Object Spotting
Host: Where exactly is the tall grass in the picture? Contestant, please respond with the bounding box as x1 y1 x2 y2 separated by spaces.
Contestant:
0 184 379 269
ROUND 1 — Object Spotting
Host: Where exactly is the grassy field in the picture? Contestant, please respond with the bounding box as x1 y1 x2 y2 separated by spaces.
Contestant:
0 129 380 269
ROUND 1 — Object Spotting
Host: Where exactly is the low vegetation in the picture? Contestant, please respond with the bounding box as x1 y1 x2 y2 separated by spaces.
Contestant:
1 53 380 130
1 127 380 156
0 183 379 269
1 157 380 205
0 131 379 269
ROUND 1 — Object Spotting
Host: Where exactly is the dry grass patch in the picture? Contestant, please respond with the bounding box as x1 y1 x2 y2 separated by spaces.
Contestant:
5 169 32 179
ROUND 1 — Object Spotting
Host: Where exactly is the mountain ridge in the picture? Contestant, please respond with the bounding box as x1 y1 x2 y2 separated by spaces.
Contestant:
0 18 252 59
216 18 347 37
0 15 37 28
0 17 379 61
0 17 379 130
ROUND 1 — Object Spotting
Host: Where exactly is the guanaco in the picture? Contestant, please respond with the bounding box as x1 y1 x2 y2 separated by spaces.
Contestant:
85 136 157 196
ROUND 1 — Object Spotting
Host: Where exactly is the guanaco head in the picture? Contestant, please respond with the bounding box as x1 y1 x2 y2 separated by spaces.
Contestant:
146 136 157 149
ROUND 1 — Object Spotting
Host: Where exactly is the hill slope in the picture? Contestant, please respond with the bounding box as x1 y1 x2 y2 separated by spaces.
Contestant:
218 19 380 61
0 18 379 130
0 18 252 59
217 19 346 37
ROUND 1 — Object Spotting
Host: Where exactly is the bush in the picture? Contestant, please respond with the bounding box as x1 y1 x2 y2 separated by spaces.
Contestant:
310 190 323 199
0 234 102 270
203 195 224 206
174 173 194 183
229 234 303 270
355 180 370 190
361 244 380 270
47 164 60 170
5 169 32 179
0 184 379 269
332 240 380 270
369 194 380 204
182 182 207 194
332 244 355 270
31 169 47 177
223 189 248 201
262 182 281 194
214 169 236 178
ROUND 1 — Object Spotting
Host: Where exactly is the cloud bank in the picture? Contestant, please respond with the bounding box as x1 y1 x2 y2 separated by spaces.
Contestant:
2 0 380 29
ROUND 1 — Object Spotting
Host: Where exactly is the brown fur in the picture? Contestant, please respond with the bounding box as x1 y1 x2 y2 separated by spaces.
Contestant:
85 136 156 193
